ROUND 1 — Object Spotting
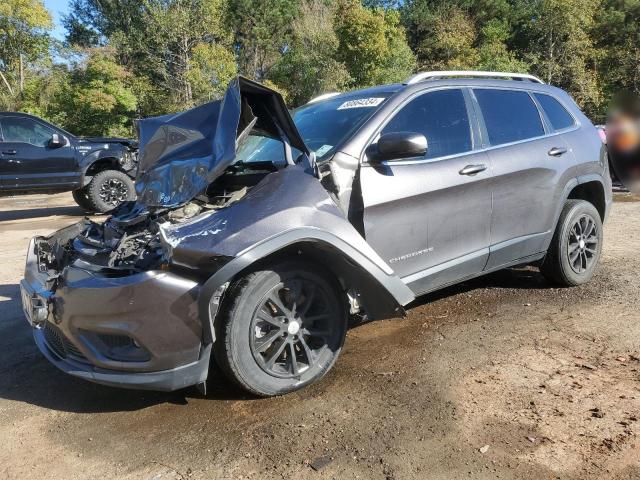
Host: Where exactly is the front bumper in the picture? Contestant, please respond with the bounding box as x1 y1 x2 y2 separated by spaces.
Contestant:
21 237 210 391
32 327 210 391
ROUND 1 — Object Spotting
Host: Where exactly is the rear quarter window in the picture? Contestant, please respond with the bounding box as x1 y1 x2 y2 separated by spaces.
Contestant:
474 89 545 146
533 93 576 131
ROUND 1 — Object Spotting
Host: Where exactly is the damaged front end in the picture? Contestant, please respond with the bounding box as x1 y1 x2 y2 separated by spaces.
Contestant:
21 77 411 391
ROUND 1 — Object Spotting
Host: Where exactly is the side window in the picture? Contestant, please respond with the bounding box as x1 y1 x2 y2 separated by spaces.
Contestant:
0 117 54 146
474 89 545 146
533 93 575 131
381 89 472 159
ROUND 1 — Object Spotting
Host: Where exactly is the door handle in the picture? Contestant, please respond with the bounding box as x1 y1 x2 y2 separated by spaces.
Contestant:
2 149 17 155
459 164 487 176
548 147 567 157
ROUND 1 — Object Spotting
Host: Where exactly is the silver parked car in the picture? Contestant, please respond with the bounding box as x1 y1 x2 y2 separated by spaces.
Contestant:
21 72 612 396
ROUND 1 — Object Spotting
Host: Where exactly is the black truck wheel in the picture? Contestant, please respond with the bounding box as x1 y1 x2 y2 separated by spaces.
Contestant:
214 261 348 397
80 170 135 213
71 188 94 212
540 199 603 286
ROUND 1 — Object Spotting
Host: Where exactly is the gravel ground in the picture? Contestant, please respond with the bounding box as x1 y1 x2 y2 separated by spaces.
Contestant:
0 192 639 480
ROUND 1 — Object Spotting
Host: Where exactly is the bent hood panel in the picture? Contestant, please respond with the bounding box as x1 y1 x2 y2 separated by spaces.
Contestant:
135 77 308 208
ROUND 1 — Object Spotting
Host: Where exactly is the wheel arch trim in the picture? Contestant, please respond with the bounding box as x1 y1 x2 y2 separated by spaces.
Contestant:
543 174 610 252
197 227 415 344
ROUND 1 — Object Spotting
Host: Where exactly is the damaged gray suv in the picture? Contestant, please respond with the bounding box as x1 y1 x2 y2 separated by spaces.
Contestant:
21 72 612 396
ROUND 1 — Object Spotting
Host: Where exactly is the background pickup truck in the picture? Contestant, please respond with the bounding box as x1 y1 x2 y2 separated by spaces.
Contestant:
0 111 137 212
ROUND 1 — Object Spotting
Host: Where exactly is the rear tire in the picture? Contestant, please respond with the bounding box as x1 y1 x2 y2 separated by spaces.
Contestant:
83 170 135 213
214 261 348 397
540 200 603 286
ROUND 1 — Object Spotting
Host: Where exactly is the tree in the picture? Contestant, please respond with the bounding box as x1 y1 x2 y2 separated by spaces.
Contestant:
64 0 237 113
187 42 238 103
335 0 415 88
0 0 52 97
404 2 479 70
595 0 640 101
226 0 298 80
477 18 528 72
141 0 235 108
63 0 147 49
55 49 137 136
513 0 602 114
268 0 351 106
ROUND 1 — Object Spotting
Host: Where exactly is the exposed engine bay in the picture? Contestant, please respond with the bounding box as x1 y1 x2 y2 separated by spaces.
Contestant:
51 160 278 273
35 76 310 276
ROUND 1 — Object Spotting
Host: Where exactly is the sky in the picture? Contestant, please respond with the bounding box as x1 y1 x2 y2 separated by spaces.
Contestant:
44 0 70 41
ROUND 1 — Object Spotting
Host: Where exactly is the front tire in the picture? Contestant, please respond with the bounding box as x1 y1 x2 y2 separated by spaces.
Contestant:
214 262 348 397
540 199 603 286
71 188 94 212
83 170 135 213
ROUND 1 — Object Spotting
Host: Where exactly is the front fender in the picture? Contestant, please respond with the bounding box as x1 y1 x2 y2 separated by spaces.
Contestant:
155 164 414 344
196 228 415 343
78 145 133 185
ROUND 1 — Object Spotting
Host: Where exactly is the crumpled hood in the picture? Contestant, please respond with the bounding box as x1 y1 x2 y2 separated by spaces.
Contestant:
134 76 308 208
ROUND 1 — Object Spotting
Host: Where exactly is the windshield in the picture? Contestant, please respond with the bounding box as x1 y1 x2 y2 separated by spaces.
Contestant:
236 93 391 164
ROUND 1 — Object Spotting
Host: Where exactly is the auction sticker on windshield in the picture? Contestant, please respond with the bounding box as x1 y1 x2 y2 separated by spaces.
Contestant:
315 145 333 156
337 98 386 110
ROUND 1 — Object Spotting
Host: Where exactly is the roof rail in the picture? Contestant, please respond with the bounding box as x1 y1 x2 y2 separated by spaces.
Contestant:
404 70 544 85
307 92 341 104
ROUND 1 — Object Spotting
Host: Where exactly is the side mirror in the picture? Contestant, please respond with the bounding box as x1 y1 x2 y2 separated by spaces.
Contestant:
49 133 66 148
370 131 428 163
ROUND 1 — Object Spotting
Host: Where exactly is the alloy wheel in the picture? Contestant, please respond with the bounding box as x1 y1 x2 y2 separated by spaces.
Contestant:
99 178 128 206
249 278 339 379
567 213 599 274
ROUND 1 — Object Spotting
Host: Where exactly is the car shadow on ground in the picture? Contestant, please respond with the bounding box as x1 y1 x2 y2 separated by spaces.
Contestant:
0 206 88 222
0 267 552 414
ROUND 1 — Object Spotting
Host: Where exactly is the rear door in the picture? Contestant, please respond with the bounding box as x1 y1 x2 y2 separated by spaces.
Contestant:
0 116 78 190
471 88 578 269
360 88 493 295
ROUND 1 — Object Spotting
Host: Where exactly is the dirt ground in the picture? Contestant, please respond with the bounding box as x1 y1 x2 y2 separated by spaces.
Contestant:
1 192 639 480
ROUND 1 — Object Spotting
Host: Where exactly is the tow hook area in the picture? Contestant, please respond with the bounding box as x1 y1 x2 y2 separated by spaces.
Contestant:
20 280 52 327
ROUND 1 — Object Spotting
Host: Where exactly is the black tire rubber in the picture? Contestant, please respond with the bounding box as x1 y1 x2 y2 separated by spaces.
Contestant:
85 170 136 213
214 261 348 397
540 199 603 286
71 187 94 212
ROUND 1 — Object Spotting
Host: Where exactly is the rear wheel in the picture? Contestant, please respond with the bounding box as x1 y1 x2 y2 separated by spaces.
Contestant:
214 262 348 397
540 199 603 286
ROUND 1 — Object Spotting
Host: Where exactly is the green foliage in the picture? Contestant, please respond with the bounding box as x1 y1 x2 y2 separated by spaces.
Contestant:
0 0 52 97
226 0 298 80
187 42 238 103
335 0 415 87
3 0 640 135
405 2 479 70
56 50 137 136
268 0 351 105
595 0 640 102
515 0 602 114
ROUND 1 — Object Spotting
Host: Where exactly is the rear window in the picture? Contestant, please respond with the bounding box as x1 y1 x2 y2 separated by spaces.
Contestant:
534 93 575 131
474 89 545 146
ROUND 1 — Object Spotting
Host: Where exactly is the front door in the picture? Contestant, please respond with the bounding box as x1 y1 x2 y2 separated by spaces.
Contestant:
360 88 493 295
0 116 78 190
